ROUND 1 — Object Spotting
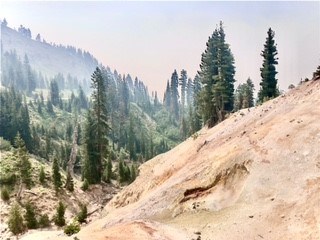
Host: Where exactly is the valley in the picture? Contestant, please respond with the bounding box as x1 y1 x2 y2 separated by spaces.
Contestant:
0 2 319 239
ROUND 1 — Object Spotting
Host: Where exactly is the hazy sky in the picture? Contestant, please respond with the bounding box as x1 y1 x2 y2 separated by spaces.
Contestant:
1 1 319 97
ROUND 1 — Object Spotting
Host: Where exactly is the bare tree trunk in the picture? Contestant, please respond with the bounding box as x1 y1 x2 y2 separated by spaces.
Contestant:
67 123 79 178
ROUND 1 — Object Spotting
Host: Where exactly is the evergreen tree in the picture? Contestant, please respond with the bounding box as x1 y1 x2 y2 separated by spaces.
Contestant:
103 156 112 183
0 88 33 152
120 76 130 116
217 22 236 113
258 28 279 102
46 99 54 115
186 78 194 107
37 102 42 114
50 80 60 106
65 171 74 192
38 214 50 228
31 126 40 155
1 187 10 202
77 204 87 223
36 33 41 41
20 104 33 152
198 22 235 127
83 111 97 184
2 18 8 27
23 54 36 95
78 86 88 109
24 202 38 229
234 84 244 111
91 67 109 172
124 164 131 182
83 67 109 184
234 78 255 110
118 159 125 183
179 69 188 111
198 29 219 127
14 133 32 189
163 80 171 110
180 117 188 140
170 70 180 120
44 131 52 160
193 74 202 113
128 115 136 160
8 203 26 237
130 164 136 182
245 78 255 108
52 157 62 191
54 201 66 227
153 91 160 110
313 65 320 79
39 166 46 185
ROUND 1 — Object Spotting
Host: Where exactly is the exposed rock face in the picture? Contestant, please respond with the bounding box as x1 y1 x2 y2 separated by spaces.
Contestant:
25 80 320 239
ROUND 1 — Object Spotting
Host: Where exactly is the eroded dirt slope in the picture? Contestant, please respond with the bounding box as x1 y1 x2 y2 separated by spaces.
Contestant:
28 80 320 240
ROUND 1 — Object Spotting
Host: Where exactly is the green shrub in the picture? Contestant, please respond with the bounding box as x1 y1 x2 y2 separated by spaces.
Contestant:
81 179 89 191
1 187 10 201
64 221 80 236
0 137 11 151
76 204 87 223
0 173 16 185
54 201 66 227
24 202 38 229
38 214 50 228
8 203 26 236
39 166 46 185
102 157 112 183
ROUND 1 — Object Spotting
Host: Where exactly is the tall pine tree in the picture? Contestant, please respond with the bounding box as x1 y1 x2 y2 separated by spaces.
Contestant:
170 70 179 120
83 67 109 184
179 69 187 112
163 80 171 111
186 78 194 107
50 80 60 106
52 156 62 192
258 28 279 102
198 22 235 127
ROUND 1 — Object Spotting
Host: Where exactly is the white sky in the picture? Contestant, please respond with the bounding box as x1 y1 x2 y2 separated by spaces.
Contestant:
0 1 319 97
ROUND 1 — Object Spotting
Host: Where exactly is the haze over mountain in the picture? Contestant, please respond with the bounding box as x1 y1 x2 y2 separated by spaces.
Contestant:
1 24 98 87
1 1 319 96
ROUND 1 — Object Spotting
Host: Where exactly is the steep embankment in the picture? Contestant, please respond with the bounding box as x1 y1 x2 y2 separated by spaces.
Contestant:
28 80 320 239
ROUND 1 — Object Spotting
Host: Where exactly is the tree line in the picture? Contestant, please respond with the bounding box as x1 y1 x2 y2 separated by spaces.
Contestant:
162 22 280 134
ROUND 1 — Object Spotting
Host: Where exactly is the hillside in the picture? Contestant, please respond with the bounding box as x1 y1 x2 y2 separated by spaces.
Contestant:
1 24 98 82
27 79 320 240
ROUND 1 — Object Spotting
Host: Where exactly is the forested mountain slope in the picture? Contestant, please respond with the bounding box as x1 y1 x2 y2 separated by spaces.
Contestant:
1 24 97 84
35 79 320 240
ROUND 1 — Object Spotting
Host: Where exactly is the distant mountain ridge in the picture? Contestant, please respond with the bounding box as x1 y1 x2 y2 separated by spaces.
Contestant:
1 24 98 85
